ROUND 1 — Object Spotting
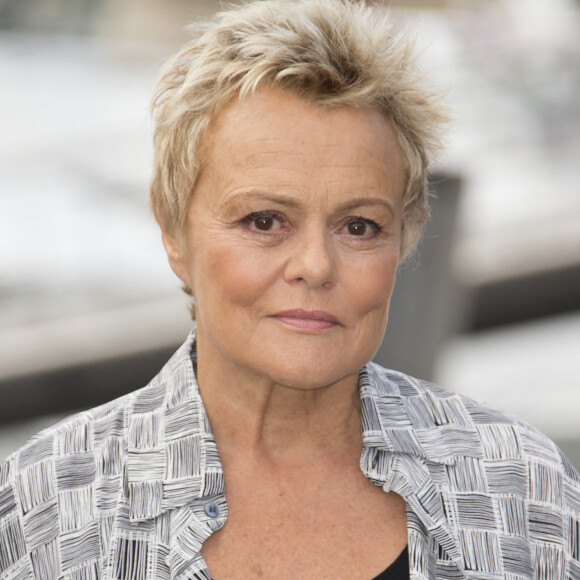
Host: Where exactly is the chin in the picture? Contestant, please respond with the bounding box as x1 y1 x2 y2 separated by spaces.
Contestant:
257 355 364 391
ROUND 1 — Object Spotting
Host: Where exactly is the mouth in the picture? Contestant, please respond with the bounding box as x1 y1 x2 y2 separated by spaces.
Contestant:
270 309 341 332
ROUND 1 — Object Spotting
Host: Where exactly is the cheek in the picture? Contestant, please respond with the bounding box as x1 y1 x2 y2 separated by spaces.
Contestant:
192 241 278 312
344 252 398 315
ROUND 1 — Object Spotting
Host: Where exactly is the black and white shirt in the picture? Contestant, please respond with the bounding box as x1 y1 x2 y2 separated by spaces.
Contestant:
1 328 579 579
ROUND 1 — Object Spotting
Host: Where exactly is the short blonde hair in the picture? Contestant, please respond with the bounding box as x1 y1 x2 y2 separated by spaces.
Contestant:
150 0 447 260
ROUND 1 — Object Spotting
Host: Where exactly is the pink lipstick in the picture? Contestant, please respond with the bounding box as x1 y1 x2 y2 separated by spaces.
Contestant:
271 309 341 332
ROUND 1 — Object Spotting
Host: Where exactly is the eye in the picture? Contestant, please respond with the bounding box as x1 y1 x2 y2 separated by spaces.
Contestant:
242 210 286 234
253 215 275 231
345 217 380 237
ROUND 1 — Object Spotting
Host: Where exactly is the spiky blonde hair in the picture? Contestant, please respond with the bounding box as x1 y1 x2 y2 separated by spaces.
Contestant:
150 0 447 260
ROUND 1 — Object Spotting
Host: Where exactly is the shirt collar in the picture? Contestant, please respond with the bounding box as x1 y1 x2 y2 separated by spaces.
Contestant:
360 361 483 467
126 326 225 523
359 361 466 569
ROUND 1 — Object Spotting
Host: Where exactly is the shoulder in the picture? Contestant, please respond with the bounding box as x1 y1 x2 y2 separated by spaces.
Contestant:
363 361 580 494
1 329 197 483
363 363 580 571
0 392 130 576
0 387 130 525
0 331 198 573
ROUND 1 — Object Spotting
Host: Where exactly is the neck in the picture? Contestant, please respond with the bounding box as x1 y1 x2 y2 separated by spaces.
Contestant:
195 338 363 467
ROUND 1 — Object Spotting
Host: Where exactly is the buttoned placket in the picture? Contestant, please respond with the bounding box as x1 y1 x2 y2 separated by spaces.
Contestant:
164 492 228 579
118 445 229 580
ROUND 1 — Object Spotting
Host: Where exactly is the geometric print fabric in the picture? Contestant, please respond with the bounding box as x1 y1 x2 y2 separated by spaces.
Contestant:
0 328 579 579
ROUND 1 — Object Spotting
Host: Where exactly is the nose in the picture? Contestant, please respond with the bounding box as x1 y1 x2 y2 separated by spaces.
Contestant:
283 226 336 288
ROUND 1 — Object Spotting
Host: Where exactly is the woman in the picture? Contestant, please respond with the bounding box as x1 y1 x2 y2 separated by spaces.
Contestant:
1 1 578 579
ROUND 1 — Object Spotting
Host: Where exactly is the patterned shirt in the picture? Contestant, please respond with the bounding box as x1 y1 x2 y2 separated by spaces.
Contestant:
1 328 579 579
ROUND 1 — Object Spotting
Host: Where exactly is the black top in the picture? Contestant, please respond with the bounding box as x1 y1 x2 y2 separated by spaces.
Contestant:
371 546 409 580
213 547 410 580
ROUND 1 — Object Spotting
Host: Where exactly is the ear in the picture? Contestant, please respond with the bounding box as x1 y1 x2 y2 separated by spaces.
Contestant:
161 231 191 287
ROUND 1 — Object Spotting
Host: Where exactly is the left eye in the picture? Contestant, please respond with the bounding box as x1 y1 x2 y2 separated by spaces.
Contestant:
345 219 377 237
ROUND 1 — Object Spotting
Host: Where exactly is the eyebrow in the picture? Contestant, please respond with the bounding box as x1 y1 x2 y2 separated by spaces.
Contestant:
335 197 396 215
222 191 301 209
222 191 396 214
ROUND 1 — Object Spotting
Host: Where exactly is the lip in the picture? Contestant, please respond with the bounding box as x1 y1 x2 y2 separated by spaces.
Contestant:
271 309 341 332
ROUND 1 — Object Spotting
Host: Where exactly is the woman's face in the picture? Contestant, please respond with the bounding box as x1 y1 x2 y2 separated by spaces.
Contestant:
164 87 407 390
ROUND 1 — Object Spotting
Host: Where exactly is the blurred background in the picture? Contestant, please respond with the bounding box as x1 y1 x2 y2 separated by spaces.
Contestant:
0 0 579 466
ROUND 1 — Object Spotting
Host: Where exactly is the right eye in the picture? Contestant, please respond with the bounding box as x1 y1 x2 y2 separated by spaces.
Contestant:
242 211 286 234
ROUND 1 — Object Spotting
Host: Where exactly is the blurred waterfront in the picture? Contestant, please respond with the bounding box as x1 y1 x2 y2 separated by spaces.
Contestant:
0 0 579 466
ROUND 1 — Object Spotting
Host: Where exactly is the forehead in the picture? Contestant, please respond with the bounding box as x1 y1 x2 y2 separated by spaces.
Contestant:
196 87 407 206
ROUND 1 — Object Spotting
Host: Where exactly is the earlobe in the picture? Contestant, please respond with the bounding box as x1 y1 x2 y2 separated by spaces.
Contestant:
161 231 190 286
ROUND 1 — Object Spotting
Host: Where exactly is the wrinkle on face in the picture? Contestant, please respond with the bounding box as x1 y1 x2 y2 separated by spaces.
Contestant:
163 87 406 447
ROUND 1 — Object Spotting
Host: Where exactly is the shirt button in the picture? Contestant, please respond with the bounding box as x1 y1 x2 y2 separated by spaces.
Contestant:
205 501 220 518
164 555 170 566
